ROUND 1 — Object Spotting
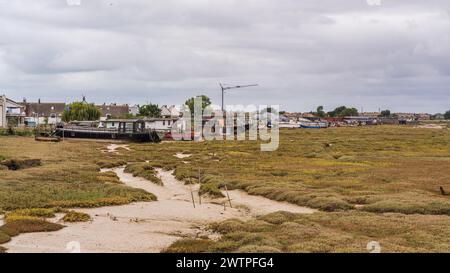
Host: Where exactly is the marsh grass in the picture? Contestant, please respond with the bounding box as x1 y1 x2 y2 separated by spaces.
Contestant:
0 230 11 244
199 183 225 198
2 126 450 252
96 160 126 169
162 239 215 253
97 171 122 184
143 126 450 252
1 219 64 234
5 208 56 222
0 207 65 247
124 126 450 216
0 158 41 170
124 163 163 185
174 211 450 253
0 137 156 211
62 211 91 222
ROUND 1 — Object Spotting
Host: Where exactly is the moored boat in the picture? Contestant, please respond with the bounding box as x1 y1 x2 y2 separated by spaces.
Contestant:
299 122 328 129
54 119 161 142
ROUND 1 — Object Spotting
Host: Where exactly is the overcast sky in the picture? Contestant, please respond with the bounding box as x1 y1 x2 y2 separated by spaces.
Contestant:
0 0 449 113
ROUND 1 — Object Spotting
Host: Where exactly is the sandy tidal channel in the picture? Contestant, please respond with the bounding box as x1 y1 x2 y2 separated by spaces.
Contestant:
3 164 315 253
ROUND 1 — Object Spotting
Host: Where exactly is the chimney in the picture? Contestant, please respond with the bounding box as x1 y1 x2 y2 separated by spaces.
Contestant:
23 97 27 103
38 98 41 104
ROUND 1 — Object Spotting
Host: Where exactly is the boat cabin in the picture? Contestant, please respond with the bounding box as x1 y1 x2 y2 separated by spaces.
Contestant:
100 119 146 133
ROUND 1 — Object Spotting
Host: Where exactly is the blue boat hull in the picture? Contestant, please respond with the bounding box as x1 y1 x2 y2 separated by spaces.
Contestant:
300 125 322 129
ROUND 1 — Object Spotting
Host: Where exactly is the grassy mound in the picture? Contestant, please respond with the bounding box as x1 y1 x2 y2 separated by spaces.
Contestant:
0 159 41 170
97 171 122 184
362 199 450 215
8 208 56 219
124 163 163 185
306 197 354 212
0 230 11 244
199 183 225 198
2 219 64 234
62 211 91 222
162 239 214 253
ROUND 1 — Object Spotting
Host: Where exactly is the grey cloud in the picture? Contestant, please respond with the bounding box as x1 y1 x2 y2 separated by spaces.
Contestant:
0 0 450 113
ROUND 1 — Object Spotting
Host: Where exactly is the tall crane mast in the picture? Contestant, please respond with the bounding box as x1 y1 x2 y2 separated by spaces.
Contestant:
220 83 258 111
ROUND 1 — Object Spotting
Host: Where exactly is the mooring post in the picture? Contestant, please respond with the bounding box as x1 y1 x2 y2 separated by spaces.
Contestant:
198 168 202 205
225 184 232 208
190 185 196 208
189 176 195 208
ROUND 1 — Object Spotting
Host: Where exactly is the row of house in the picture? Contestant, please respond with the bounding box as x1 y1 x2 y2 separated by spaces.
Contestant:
282 111 437 122
0 95 183 130
2 94 447 130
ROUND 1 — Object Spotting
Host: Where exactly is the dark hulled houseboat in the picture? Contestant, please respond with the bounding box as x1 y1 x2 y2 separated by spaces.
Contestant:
54 119 161 142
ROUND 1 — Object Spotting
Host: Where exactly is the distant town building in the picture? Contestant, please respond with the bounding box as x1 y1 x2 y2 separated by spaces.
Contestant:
432 113 445 120
129 105 140 116
280 112 303 122
344 116 379 125
416 113 431 120
0 95 25 128
160 105 181 118
21 99 66 126
360 112 381 118
394 113 430 121
97 103 130 120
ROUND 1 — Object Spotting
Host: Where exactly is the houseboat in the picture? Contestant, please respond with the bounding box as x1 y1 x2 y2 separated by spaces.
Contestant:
54 119 161 142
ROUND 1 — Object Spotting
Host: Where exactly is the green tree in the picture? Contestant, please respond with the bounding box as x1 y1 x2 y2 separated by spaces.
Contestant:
380 110 391 117
185 95 212 113
444 110 450 120
328 106 358 117
139 103 161 118
62 102 101 122
316 106 326 117
340 107 358 117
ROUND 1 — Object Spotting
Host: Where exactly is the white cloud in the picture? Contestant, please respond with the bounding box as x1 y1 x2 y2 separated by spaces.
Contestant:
0 0 450 113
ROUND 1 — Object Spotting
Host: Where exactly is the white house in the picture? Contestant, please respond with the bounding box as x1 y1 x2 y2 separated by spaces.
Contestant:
129 105 140 116
160 105 181 118
0 95 26 128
